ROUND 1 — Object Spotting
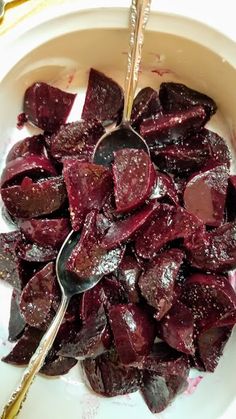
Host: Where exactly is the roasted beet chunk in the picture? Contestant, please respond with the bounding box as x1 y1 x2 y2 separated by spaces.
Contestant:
67 211 125 280
202 129 231 167
159 82 217 119
19 218 70 249
6 134 45 162
0 231 22 289
49 120 105 161
82 350 140 396
40 354 77 376
139 249 184 319
131 87 161 129
226 175 236 221
113 149 156 213
116 254 141 303
150 171 179 204
1 176 67 219
142 372 170 413
8 289 26 341
108 304 155 364
63 159 112 230
24 82 76 132
82 68 124 124
16 240 58 262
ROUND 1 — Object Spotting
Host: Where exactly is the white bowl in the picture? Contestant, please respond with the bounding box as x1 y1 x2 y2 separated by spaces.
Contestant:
0 7 236 419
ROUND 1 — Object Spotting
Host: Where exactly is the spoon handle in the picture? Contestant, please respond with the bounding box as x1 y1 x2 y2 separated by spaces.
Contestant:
123 0 151 122
1 295 69 419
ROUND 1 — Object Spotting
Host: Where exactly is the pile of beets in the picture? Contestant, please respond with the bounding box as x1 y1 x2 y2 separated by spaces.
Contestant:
0 68 236 413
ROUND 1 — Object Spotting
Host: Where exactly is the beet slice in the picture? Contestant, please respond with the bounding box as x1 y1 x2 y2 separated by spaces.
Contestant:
184 163 229 227
19 262 57 327
16 240 58 262
82 350 140 396
131 87 161 129
40 355 77 376
160 301 195 354
113 149 156 213
24 82 76 132
49 120 105 161
8 289 26 341
108 303 155 364
1 176 67 219
63 159 112 230
101 201 160 250
138 249 184 319
6 135 45 163
0 231 22 289
67 211 125 280
159 82 217 119
19 218 70 249
135 204 202 259
116 254 141 303
150 171 179 204
198 326 232 372
81 68 124 124
140 106 206 144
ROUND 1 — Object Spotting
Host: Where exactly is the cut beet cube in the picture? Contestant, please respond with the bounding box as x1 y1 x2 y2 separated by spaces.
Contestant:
24 82 76 132
108 303 155 364
160 301 195 354
159 82 217 119
1 176 67 219
82 68 124 124
138 249 184 319
19 218 70 249
142 372 170 413
8 289 26 341
226 175 236 222
140 106 206 144
131 87 161 129
6 135 45 163
82 350 141 396
150 171 179 204
16 240 58 263
198 326 232 372
40 354 77 376
116 254 141 303
0 231 22 289
63 159 112 230
113 149 156 213
67 211 125 280
49 120 105 161
184 163 229 227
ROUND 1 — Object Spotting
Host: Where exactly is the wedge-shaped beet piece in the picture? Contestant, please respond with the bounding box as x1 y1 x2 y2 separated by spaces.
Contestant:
131 87 161 129
159 82 217 119
6 135 45 162
50 120 104 161
226 175 236 222
116 254 141 303
40 354 77 376
24 82 76 132
8 289 26 341
19 218 70 249
184 163 228 227
150 171 179 204
16 240 58 262
82 350 140 396
101 201 160 250
140 106 206 144
63 159 112 230
108 303 155 364
135 204 201 259
19 262 57 327
142 372 170 413
200 128 230 167
67 211 125 280
160 301 195 354
0 231 22 289
1 176 67 219
2 326 43 365
198 326 232 372
82 68 124 124
113 149 156 213
139 249 184 319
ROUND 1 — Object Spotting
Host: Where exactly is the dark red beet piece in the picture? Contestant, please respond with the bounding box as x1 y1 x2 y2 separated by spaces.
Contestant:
40 355 77 376
82 350 140 396
159 82 217 119
138 249 184 319
67 211 125 280
81 68 124 124
116 254 141 303
24 82 76 132
140 106 206 144
19 262 57 327
0 231 22 289
6 135 45 162
17 112 28 129
142 373 170 413
198 326 232 372
63 159 112 230
198 129 230 167
131 87 161 129
19 218 70 249
150 171 179 204
113 149 156 213
226 175 236 222
108 303 155 364
1 176 67 219
160 301 195 354
8 289 26 341
49 120 105 161
16 240 58 262
184 163 229 227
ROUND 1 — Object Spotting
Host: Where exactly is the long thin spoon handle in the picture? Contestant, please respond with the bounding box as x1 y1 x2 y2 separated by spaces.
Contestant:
123 0 151 122
1 294 69 419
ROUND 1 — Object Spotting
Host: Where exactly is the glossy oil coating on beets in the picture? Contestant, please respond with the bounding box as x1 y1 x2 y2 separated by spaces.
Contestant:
116 254 141 304
8 289 26 341
150 171 179 204
6 134 45 162
0 231 22 289
131 87 161 129
24 82 76 132
19 218 70 249
16 239 58 263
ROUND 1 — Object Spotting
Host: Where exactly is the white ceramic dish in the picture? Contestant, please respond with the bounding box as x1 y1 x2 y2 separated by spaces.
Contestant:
0 7 236 419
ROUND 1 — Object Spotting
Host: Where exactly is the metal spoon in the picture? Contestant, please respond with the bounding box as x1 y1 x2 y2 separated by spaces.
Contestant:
0 0 27 20
93 0 151 166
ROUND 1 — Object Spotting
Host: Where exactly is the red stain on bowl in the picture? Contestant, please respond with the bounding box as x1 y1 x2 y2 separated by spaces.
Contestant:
151 68 173 77
185 376 203 395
